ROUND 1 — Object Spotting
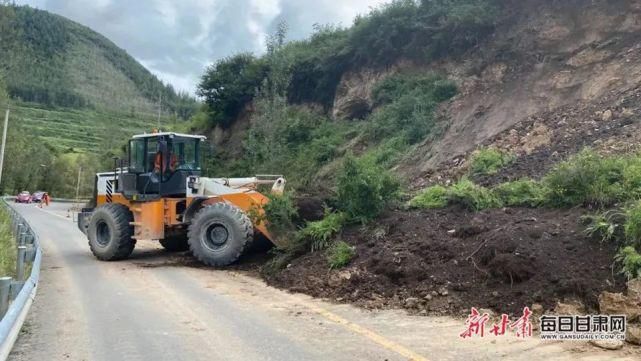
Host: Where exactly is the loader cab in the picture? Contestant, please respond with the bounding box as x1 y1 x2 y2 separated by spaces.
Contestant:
120 132 206 198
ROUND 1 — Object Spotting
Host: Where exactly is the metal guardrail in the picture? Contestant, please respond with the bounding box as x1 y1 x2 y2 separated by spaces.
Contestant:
52 198 89 204
0 198 41 360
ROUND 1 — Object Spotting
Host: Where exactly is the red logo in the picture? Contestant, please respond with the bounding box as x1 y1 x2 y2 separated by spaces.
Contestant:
461 307 533 339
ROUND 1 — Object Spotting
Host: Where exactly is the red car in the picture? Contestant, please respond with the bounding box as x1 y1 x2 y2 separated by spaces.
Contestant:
15 191 31 203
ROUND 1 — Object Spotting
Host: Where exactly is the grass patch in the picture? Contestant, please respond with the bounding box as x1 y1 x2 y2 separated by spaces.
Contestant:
0 207 16 277
410 150 641 212
327 241 356 269
624 201 641 248
410 179 502 211
263 192 299 241
542 150 626 207
367 73 457 144
581 210 625 244
447 178 503 211
301 212 347 252
409 185 449 209
623 156 641 198
336 155 400 222
615 246 641 280
493 179 546 207
470 147 515 176
12 102 174 154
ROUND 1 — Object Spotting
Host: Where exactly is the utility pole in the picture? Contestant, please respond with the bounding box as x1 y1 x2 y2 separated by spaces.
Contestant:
75 167 82 202
157 92 162 130
0 109 9 188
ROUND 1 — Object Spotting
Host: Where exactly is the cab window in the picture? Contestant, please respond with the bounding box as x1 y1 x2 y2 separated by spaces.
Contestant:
129 139 145 173
170 138 200 171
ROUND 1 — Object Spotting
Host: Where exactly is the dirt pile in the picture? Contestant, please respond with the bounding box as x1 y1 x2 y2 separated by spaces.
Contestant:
266 207 625 316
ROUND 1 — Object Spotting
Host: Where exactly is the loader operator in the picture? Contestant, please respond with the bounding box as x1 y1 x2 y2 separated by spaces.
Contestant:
153 140 178 177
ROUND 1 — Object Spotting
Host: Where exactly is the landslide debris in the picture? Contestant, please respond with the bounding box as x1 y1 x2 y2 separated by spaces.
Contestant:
266 207 625 316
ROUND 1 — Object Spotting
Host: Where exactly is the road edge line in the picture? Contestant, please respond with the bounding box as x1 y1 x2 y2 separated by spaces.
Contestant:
231 272 430 361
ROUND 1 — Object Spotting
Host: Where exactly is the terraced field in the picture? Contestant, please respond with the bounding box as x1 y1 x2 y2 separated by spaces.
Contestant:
11 102 176 153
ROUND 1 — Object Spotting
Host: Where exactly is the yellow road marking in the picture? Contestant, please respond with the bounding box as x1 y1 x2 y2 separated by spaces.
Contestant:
301 301 430 361
233 273 430 361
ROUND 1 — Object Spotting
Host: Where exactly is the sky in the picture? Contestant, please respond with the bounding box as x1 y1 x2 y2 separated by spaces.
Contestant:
18 0 388 95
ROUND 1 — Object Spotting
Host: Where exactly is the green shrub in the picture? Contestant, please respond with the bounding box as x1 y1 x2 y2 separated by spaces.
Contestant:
263 192 299 239
0 207 15 277
372 73 457 106
336 155 400 222
470 148 515 176
417 0 500 59
349 0 499 67
198 53 268 127
409 185 449 209
368 73 457 144
582 210 625 244
623 157 641 198
543 150 626 207
615 246 641 280
233 102 348 191
625 201 641 248
285 25 351 108
447 178 502 211
493 179 546 207
301 212 347 252
411 179 504 211
327 241 356 269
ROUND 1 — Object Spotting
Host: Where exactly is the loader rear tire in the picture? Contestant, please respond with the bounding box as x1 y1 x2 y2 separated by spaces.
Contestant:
87 203 136 261
188 203 253 267
159 235 189 252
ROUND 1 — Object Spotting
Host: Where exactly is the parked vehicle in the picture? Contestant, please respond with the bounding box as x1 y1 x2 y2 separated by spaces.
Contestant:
15 191 31 203
31 191 46 203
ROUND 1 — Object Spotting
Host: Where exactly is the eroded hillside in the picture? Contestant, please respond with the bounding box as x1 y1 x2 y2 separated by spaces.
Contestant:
403 0 641 183
191 1 641 348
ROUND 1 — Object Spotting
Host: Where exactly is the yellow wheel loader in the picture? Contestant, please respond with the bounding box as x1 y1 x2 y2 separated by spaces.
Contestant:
77 132 286 267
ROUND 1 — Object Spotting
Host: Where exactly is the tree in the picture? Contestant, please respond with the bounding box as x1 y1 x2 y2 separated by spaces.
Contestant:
197 53 268 128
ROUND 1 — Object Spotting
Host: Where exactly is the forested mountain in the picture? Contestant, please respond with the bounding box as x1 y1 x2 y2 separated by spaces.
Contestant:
0 5 195 117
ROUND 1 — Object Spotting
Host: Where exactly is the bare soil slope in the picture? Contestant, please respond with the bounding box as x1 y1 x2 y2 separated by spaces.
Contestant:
401 0 641 181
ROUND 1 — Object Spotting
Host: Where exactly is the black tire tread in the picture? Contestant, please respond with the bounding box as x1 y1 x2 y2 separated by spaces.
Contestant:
88 203 136 261
187 203 253 267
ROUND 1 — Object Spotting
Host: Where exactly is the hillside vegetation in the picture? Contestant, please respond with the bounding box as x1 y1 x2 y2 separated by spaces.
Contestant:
11 102 176 153
196 0 491 190
0 5 195 116
198 0 497 127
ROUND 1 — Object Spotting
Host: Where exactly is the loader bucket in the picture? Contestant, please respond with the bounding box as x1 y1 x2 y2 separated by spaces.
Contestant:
210 192 288 248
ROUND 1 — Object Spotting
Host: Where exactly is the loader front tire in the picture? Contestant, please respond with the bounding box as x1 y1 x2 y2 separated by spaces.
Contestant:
188 203 253 267
159 235 189 252
87 203 136 261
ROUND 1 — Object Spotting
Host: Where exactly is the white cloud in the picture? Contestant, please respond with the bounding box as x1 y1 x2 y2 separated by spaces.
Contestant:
18 0 390 94
247 0 282 52
152 0 178 28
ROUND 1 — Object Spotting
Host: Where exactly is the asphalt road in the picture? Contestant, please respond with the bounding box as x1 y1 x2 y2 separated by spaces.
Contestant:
6 203 640 361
